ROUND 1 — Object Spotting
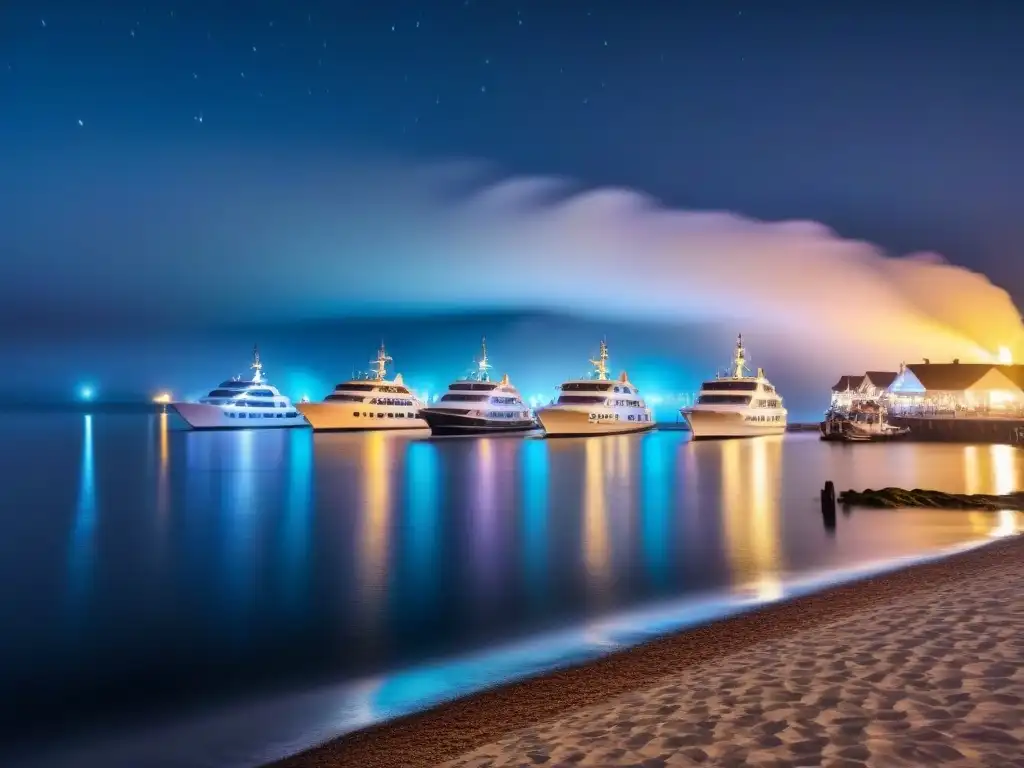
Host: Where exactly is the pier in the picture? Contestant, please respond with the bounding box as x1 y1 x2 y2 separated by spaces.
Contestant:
888 413 1024 443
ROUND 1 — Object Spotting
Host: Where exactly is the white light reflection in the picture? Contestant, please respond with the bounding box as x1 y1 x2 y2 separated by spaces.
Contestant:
67 414 96 617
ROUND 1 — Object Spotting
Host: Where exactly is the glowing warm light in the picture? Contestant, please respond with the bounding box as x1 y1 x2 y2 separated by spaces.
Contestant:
721 438 782 598
998 346 1013 364
152 392 172 404
582 439 610 590
988 389 1018 407
78 384 94 401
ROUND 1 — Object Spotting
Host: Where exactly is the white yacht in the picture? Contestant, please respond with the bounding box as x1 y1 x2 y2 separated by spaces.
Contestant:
297 343 429 431
420 338 537 435
681 334 787 439
173 346 308 430
535 339 654 437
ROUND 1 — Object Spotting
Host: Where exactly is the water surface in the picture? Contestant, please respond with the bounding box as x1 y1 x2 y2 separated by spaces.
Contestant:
0 413 1019 766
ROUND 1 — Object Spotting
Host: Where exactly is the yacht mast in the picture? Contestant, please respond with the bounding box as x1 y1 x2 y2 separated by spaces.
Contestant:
475 337 491 382
590 338 610 380
732 334 749 379
370 342 392 382
251 344 263 383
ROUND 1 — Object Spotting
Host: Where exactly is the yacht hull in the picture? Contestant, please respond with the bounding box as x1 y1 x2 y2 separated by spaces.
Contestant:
420 409 537 436
536 408 655 437
172 403 309 430
682 409 786 440
297 402 429 432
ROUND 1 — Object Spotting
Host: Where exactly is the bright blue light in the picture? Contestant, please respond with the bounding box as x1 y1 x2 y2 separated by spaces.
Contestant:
78 384 95 401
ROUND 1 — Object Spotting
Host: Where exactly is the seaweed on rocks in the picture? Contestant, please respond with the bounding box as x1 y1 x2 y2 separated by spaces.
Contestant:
837 487 1024 510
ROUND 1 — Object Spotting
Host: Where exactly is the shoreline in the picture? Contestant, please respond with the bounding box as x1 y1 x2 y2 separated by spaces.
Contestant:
269 534 1022 768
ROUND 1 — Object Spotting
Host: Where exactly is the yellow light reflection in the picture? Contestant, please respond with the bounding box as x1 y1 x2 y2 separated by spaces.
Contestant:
990 509 1020 538
721 438 783 600
583 438 610 591
152 392 172 404
991 444 1018 496
157 411 170 520
359 432 390 620
963 446 980 496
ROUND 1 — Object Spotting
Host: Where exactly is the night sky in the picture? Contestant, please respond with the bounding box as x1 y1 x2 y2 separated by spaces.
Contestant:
2 1 1023 409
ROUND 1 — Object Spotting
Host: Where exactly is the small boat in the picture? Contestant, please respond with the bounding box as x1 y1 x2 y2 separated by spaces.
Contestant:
820 401 909 442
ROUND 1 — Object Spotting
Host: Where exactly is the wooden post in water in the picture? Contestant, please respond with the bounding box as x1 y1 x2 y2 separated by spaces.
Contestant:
821 480 837 530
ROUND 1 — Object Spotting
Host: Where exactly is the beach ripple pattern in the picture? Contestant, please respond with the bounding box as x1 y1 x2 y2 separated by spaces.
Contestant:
442 560 1024 767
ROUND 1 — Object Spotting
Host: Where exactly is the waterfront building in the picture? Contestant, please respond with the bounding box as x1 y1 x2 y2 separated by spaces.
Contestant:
829 371 897 411
887 361 1024 415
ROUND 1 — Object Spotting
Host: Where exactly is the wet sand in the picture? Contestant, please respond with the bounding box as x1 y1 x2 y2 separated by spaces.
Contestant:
270 535 1023 768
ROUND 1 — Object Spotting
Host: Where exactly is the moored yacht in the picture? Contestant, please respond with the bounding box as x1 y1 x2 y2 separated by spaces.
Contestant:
297 343 429 431
419 338 537 435
173 345 308 430
681 334 787 439
535 339 654 437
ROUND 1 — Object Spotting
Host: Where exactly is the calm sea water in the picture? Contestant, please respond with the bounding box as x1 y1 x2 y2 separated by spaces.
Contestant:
1 413 1020 767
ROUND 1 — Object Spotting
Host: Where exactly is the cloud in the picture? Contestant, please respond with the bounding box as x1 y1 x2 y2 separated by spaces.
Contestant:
2 144 1021 371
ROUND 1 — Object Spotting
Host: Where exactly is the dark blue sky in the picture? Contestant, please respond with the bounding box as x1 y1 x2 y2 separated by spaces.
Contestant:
4 2 1022 296
2 1 1023 408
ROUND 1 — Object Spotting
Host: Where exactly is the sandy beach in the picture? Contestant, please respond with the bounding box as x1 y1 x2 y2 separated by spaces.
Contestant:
271 535 1023 768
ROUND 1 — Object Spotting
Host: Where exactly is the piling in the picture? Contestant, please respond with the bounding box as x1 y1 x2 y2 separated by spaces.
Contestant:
821 480 837 530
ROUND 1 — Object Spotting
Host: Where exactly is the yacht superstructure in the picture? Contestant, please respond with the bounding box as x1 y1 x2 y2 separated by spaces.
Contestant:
297 343 429 431
681 334 787 439
172 346 307 430
419 338 537 435
535 340 654 437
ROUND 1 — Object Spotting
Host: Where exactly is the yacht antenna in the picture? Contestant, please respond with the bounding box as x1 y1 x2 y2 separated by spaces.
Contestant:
370 342 392 382
474 336 491 381
590 338 610 380
251 344 263 383
732 334 749 379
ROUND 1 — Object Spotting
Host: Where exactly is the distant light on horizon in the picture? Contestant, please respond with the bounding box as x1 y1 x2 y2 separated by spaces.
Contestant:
78 384 94 401
152 392 172 404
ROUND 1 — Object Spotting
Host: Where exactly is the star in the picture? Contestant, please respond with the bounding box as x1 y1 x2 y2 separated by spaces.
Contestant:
480 85 487 93
194 112 203 123
40 19 46 28
252 46 257 52
130 29 135 38
77 119 84 126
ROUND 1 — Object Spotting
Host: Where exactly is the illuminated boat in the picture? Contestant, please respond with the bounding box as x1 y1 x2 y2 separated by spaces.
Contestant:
820 402 908 442
296 343 429 432
681 334 788 439
419 338 537 436
535 339 654 437
172 345 308 430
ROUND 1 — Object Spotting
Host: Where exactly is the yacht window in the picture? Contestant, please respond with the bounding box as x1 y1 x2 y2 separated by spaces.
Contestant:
441 393 488 402
699 381 758 392
557 395 607 405
335 383 378 392
248 389 275 397
449 382 498 392
561 382 614 392
378 385 410 394
208 388 245 398
697 394 752 405
327 394 364 403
